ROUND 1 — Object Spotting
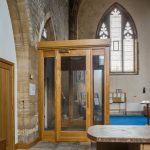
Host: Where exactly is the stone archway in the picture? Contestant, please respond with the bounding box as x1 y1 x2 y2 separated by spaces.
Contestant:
7 0 69 146
6 0 39 144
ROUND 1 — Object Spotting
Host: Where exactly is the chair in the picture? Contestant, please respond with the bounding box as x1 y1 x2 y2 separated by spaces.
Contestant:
93 93 102 121
144 106 150 118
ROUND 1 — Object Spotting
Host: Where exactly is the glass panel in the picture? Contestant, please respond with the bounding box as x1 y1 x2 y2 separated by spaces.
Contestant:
123 39 134 71
44 58 55 130
110 8 122 72
61 56 86 131
93 55 104 125
123 22 134 72
99 23 109 39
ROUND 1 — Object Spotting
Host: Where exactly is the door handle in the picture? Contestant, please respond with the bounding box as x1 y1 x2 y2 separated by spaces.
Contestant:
87 92 89 108
59 49 70 53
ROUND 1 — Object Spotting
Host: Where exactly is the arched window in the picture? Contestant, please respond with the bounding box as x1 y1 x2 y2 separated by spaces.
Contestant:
96 3 138 74
42 28 48 39
41 18 55 41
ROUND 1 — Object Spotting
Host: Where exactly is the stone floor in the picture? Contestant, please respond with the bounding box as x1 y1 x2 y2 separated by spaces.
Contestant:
26 141 96 150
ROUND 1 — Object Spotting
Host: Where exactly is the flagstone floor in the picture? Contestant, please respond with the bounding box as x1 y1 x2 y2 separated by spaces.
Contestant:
18 141 96 150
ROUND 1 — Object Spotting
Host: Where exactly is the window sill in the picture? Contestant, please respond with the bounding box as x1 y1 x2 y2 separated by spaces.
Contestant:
110 72 139 75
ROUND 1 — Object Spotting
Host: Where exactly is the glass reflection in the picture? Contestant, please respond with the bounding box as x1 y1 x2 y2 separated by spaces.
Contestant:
44 58 55 130
93 55 104 125
61 56 86 131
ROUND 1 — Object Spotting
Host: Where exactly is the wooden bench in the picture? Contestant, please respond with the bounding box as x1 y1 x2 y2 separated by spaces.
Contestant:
144 106 150 117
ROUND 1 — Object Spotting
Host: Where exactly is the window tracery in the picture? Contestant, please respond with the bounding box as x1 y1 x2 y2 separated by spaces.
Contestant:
96 3 138 74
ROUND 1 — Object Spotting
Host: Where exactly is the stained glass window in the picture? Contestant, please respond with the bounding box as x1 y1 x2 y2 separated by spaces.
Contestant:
96 3 138 74
99 23 109 39
123 22 134 72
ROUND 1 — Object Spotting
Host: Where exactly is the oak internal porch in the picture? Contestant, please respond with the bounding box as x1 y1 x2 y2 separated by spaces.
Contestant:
38 39 110 142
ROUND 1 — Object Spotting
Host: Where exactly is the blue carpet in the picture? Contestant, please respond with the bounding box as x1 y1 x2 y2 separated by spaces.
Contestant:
110 116 147 125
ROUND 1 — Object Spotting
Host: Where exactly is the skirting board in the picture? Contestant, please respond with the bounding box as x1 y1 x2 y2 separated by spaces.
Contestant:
15 137 40 149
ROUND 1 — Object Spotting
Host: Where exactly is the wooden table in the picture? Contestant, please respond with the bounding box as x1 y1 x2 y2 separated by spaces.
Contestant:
87 125 150 150
141 101 150 125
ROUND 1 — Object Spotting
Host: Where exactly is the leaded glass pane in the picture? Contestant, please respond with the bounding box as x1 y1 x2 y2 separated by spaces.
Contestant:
123 22 134 72
99 23 108 39
110 8 122 72
98 5 137 74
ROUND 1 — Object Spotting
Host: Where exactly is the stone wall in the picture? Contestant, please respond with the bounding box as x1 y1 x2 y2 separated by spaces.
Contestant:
69 0 82 39
78 0 150 112
27 0 69 43
7 0 33 143
7 0 69 144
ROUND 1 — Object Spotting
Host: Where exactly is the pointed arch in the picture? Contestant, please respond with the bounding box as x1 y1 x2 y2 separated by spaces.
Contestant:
39 12 56 41
96 3 138 74
96 2 138 38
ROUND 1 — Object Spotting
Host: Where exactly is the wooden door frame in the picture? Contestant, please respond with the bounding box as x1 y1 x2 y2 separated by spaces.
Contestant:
0 58 15 150
55 49 91 142
38 50 91 141
90 49 110 125
104 48 110 124
38 48 110 141
38 51 56 141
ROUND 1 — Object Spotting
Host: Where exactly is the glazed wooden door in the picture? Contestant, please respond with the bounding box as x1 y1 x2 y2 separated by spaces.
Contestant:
39 48 109 141
0 60 14 150
55 49 91 141
91 49 109 125
38 39 110 141
91 50 105 126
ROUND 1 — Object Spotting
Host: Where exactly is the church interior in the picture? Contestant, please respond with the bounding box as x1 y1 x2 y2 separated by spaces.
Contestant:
0 0 150 150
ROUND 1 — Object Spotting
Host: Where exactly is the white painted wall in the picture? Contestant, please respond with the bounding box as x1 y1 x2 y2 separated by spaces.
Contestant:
0 0 18 143
78 0 150 112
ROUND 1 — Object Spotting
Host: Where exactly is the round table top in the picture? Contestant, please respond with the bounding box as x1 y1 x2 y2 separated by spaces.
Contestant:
141 101 150 104
87 125 150 143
